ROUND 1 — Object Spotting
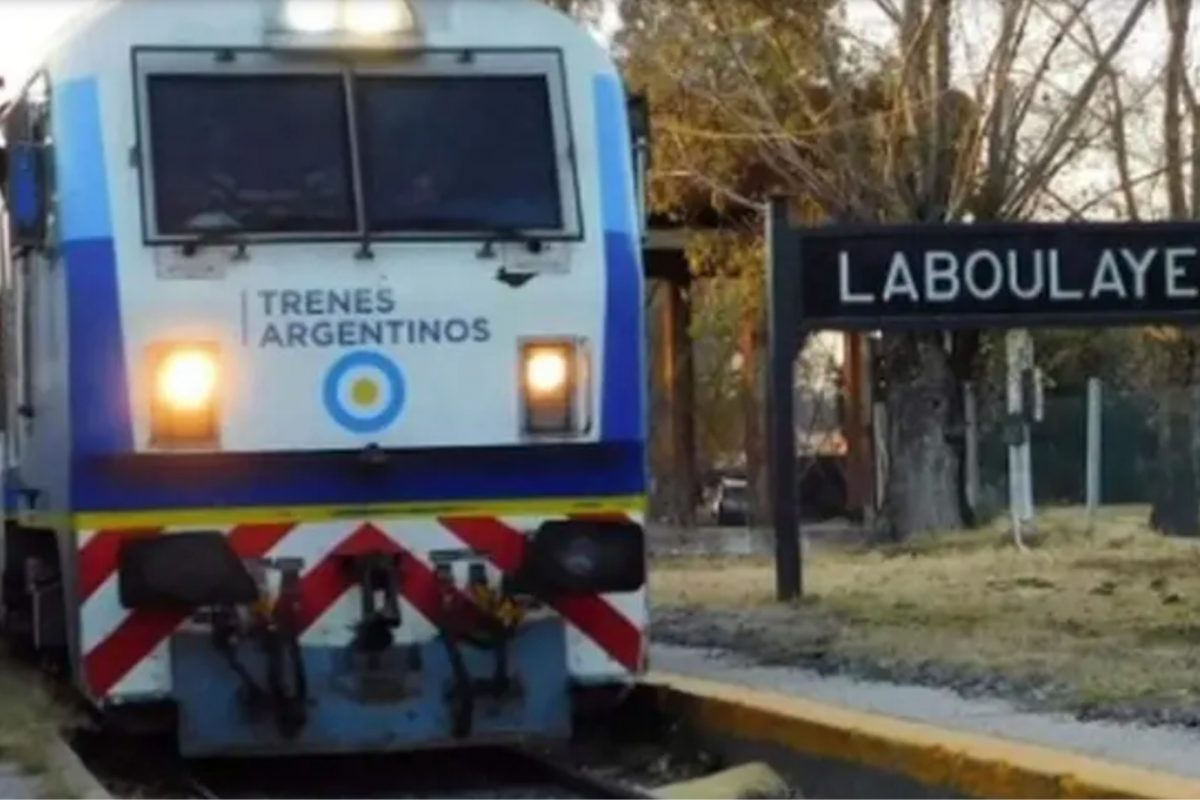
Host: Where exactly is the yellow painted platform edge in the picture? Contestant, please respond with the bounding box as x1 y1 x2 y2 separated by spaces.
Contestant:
645 672 1200 799
52 494 646 531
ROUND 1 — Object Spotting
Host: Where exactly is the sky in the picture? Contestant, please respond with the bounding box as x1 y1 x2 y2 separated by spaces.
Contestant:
0 0 1182 218
0 0 622 102
0 1 1170 76
0 0 93 101
0 0 1169 89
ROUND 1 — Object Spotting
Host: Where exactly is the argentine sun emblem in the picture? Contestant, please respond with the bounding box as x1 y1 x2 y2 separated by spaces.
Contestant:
322 350 406 434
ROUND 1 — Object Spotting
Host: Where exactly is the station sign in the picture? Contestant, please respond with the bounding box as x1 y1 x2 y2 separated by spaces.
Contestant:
782 220 1200 329
764 206 1200 601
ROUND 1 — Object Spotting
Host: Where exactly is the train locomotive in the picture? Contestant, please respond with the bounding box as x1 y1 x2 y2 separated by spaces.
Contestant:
0 0 650 757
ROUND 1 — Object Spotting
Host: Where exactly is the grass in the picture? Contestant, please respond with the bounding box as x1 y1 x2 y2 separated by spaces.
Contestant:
651 506 1200 708
0 652 78 798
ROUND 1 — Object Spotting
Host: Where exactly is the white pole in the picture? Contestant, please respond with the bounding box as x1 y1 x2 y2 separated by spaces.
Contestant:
1086 377 1102 527
1006 330 1035 546
1021 427 1035 516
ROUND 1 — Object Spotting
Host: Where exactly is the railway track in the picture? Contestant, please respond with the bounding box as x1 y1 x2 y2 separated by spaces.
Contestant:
508 749 658 800
69 728 658 799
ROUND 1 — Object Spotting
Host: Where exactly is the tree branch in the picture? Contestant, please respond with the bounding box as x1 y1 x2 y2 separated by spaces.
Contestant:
1005 0 1153 212
871 0 904 26
1164 0 1192 218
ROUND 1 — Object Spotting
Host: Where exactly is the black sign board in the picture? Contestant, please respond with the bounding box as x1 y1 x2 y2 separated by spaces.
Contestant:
786 219 1200 329
763 200 1200 603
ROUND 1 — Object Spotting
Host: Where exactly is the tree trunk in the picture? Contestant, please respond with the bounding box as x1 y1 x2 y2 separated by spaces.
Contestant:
1151 385 1199 536
1150 0 1198 536
1164 0 1190 219
871 0 963 542
948 331 980 526
880 333 963 539
1190 338 1200 537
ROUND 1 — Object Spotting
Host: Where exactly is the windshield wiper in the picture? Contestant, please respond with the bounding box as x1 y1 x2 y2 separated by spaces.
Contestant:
464 225 546 262
484 227 553 288
179 208 248 257
482 226 545 252
180 228 249 260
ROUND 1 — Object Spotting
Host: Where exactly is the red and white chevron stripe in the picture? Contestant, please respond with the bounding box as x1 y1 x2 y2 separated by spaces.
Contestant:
77 514 647 702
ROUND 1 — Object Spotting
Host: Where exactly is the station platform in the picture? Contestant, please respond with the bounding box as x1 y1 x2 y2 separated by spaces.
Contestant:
641 644 1200 799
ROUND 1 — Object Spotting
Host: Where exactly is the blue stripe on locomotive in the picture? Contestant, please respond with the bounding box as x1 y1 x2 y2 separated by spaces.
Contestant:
55 74 647 513
57 77 133 459
594 73 647 446
73 446 646 510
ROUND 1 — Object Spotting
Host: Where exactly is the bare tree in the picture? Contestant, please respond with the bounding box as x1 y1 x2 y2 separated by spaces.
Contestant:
1063 0 1200 535
807 0 1152 539
619 0 1154 540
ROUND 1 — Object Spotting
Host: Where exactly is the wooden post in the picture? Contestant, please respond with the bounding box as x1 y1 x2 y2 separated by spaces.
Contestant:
843 332 871 519
766 197 801 600
662 279 697 525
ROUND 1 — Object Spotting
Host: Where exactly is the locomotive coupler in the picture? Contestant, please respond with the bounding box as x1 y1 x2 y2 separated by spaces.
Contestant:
344 552 402 655
434 560 526 738
209 557 309 739
210 605 269 712
265 559 308 738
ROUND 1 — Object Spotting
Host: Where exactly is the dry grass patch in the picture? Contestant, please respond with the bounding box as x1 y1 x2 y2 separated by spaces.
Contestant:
651 506 1200 707
0 652 78 797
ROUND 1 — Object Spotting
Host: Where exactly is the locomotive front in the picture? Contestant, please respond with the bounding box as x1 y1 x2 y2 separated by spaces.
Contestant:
1 0 648 757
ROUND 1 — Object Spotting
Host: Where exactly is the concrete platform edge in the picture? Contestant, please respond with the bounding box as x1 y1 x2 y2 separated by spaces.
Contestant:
46 736 109 800
643 671 1200 799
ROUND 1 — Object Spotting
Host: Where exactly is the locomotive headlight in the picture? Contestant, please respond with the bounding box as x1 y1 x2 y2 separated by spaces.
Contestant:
149 344 221 447
158 350 218 411
344 0 412 34
271 0 415 42
525 347 569 396
283 0 339 32
520 339 589 436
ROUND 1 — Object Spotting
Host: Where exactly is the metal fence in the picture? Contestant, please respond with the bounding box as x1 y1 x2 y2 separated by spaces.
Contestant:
975 382 1167 522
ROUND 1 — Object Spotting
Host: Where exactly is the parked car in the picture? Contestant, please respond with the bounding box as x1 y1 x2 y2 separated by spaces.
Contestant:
711 476 750 526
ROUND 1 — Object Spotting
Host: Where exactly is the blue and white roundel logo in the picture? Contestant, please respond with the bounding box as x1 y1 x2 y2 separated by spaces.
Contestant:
322 350 406 434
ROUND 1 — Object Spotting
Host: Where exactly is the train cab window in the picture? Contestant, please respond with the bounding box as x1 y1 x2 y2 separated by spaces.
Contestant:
356 76 565 236
145 74 356 237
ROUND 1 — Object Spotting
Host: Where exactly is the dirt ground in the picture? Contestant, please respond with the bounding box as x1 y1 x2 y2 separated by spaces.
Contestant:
650 506 1200 727
0 650 76 797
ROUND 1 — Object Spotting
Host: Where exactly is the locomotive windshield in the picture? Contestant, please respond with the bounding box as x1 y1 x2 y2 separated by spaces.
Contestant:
141 58 577 241
147 74 357 236
357 76 563 233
